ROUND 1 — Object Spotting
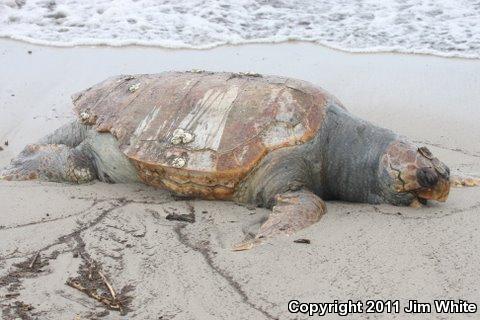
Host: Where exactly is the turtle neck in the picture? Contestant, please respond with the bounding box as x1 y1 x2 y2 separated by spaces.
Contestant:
314 103 398 203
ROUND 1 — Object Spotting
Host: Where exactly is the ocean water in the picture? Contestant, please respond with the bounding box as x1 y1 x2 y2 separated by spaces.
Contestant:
1 0 479 58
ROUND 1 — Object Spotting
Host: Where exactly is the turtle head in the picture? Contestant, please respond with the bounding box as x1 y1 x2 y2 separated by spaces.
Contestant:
379 140 450 206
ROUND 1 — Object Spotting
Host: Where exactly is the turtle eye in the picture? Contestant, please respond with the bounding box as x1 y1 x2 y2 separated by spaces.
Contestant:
417 167 439 187
418 146 433 159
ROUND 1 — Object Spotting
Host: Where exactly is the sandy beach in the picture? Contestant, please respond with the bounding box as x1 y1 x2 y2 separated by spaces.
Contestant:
1 39 480 319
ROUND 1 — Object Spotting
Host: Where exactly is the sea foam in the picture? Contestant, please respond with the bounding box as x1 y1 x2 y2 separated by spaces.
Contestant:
1 0 479 58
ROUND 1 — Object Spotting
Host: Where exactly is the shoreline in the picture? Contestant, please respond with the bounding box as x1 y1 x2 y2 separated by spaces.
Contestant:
2 37 480 61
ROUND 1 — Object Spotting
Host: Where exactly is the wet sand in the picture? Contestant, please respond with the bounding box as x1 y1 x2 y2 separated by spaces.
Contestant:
1 39 479 319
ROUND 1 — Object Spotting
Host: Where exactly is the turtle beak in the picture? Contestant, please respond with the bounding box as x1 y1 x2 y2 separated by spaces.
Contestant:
411 147 451 203
414 177 450 202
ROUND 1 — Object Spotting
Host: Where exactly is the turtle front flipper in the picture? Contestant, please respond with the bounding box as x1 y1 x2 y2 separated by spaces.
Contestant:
233 189 326 251
1 142 96 184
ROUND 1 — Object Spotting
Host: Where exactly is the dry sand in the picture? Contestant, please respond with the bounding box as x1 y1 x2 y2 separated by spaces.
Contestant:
0 39 479 319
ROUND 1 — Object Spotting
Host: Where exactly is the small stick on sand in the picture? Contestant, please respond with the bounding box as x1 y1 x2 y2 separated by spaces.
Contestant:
293 238 311 244
97 269 117 301
29 251 40 269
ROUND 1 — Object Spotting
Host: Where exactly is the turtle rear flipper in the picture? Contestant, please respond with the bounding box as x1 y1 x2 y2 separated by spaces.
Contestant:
1 143 96 184
1 120 96 183
233 189 326 251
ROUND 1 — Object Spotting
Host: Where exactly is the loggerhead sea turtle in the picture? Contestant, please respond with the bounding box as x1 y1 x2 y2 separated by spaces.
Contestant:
1 71 475 249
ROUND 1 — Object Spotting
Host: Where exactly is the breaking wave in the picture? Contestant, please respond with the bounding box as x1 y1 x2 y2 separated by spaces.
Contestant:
1 0 479 58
